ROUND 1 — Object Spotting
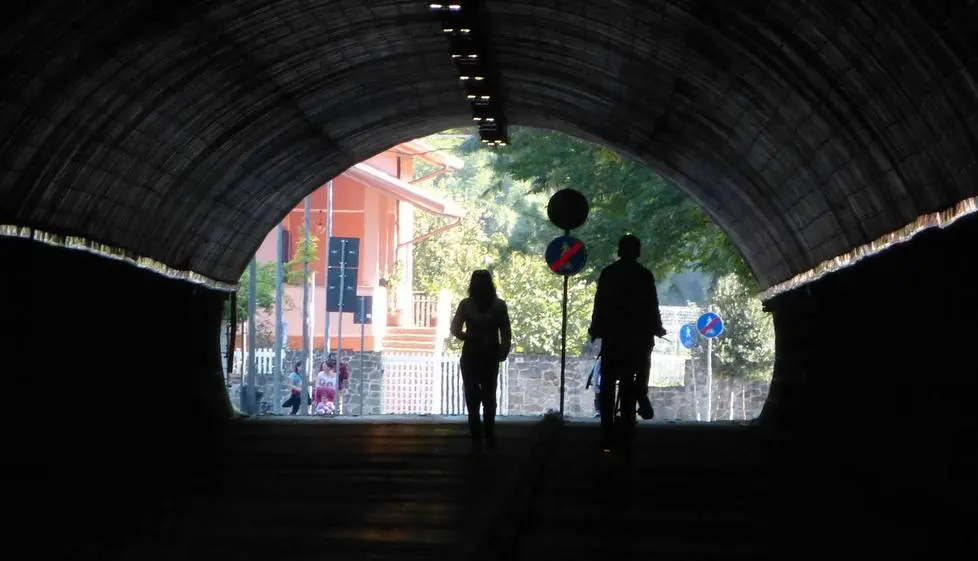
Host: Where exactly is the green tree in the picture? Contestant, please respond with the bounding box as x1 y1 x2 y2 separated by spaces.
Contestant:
413 129 754 357
412 136 516 299
710 273 775 382
493 251 595 355
227 225 313 347
412 136 595 355
285 225 319 285
468 127 753 286
234 262 277 320
229 261 285 349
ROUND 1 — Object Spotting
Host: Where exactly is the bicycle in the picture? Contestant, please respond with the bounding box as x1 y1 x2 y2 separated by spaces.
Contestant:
602 336 671 451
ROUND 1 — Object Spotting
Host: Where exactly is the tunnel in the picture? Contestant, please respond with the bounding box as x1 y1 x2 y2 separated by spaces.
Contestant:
3 1 976 558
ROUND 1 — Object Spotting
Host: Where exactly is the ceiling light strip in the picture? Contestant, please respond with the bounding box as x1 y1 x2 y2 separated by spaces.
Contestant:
430 0 508 145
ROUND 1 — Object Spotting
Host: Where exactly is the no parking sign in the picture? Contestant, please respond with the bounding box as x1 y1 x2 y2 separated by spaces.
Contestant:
696 312 724 339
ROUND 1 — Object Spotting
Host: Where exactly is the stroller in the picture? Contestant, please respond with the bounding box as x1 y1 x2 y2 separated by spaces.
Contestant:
314 383 337 416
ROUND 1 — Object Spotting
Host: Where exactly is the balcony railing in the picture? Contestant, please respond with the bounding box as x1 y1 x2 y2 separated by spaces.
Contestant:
412 292 438 327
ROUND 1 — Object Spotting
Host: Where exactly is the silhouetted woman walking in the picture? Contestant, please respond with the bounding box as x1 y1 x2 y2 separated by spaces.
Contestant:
450 270 512 451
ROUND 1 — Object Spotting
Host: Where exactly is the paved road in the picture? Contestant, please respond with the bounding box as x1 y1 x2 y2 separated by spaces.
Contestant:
26 416 975 560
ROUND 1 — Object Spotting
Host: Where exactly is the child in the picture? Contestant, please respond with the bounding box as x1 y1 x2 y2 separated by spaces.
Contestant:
315 397 335 416
314 364 338 416
588 355 602 418
585 337 602 418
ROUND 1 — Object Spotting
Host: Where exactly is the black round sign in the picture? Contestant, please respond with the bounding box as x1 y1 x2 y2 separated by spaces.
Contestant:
547 189 589 231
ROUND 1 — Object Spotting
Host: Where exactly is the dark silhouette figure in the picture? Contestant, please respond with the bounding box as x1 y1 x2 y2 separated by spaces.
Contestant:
589 235 666 452
450 270 512 452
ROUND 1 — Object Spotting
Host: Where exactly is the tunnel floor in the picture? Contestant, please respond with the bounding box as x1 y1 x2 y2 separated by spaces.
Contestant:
40 417 972 560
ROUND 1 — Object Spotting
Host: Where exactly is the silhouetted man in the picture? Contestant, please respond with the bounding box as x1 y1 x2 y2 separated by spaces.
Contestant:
589 234 666 452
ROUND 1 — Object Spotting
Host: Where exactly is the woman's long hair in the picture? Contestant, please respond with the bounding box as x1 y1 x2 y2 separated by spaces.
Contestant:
468 269 497 312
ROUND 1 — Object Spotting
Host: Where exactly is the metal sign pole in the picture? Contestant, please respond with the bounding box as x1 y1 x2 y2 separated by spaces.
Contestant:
545 189 590 420
559 230 569 417
706 336 713 422
559 273 569 416
274 222 284 414
690 353 701 421
301 195 311 415
337 239 347 414
324 181 333 360
246 257 257 415
359 296 366 417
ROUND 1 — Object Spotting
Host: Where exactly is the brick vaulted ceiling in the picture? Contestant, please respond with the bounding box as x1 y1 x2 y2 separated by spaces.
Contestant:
1 0 976 288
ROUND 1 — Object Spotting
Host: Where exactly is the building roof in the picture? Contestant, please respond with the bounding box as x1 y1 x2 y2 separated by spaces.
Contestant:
399 139 465 171
346 163 465 219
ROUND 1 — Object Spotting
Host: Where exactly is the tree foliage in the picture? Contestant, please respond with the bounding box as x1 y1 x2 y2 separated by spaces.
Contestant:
286 226 319 285
710 274 775 381
231 261 283 347
412 128 762 357
412 136 516 299
228 227 311 327
235 262 277 320
413 135 593 354
493 251 595 355
467 127 753 287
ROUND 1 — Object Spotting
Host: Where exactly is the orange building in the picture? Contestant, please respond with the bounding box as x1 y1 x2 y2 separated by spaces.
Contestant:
252 139 463 353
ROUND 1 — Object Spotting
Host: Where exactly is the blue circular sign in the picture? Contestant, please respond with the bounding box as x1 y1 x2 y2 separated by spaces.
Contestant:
679 324 698 349
696 312 724 339
545 235 587 276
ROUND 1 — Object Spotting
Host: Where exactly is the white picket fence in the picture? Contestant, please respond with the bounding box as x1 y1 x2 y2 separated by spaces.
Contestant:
381 353 510 415
230 348 511 416
381 353 436 415
435 355 509 416
231 348 279 377
411 292 438 327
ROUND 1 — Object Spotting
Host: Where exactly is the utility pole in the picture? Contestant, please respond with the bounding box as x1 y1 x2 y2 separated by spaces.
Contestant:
246 257 257 415
301 196 311 415
324 180 333 360
274 221 284 414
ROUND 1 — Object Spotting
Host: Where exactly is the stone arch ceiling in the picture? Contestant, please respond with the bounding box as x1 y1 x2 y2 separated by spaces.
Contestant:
1 0 975 288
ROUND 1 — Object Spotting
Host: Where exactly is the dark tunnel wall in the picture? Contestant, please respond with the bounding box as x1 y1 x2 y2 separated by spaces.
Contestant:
765 210 977 425
4 236 231 531
761 213 977 523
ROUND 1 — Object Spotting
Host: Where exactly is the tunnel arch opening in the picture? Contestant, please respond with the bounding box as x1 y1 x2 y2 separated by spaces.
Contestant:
3 4 976 553
5 1 975 295
222 126 773 422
